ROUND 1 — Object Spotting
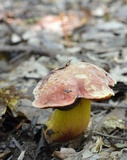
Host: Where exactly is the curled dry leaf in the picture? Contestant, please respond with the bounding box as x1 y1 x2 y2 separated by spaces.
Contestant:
54 148 100 160
53 148 76 159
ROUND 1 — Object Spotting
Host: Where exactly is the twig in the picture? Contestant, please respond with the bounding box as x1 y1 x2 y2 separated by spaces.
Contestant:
12 137 22 151
9 52 28 64
92 102 127 109
12 138 26 160
94 131 127 141
18 150 26 160
0 45 57 58
97 47 122 54
0 18 23 40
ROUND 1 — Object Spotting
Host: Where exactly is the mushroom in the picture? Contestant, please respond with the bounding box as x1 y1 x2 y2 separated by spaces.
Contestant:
32 62 116 143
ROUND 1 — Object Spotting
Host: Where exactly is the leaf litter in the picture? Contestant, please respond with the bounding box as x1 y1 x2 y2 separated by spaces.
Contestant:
0 0 127 159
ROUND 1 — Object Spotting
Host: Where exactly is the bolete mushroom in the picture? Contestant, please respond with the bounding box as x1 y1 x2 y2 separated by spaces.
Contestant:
32 62 116 143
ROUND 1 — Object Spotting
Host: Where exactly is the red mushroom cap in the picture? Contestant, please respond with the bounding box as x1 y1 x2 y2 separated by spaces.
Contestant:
32 62 116 109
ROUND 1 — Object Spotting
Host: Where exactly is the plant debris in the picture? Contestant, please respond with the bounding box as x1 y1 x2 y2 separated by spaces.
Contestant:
0 0 127 159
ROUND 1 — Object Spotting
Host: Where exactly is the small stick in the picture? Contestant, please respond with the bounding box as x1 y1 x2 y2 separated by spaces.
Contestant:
0 18 23 40
94 131 127 141
92 102 127 109
18 150 26 160
12 137 22 151
0 44 63 58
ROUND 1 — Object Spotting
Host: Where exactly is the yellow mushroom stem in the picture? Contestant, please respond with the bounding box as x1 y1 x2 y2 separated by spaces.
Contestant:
43 99 91 143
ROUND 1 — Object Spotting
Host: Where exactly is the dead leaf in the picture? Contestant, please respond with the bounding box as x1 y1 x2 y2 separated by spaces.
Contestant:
103 116 125 133
114 143 127 149
110 65 127 83
110 148 127 160
96 20 125 31
0 102 6 118
82 149 93 159
95 108 126 132
53 148 76 159
0 149 11 159
15 99 52 123
13 56 49 79
0 86 26 111
92 137 103 153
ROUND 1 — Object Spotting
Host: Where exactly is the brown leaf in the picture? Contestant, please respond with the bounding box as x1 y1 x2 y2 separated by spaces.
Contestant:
95 108 126 133
53 148 76 159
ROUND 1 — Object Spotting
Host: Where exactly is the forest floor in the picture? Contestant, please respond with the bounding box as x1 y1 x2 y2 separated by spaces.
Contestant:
0 0 127 159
